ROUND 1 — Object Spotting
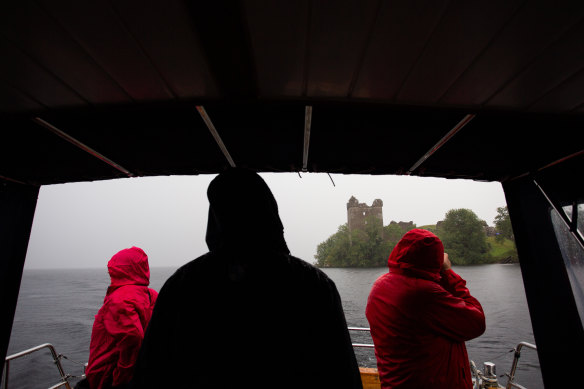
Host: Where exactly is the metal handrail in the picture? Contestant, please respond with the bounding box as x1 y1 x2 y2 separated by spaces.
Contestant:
505 342 537 389
3 343 73 389
352 328 538 389
4 335 535 389
348 327 375 349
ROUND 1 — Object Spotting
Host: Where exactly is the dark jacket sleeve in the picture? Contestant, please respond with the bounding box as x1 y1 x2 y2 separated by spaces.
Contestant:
310 273 363 389
130 277 177 388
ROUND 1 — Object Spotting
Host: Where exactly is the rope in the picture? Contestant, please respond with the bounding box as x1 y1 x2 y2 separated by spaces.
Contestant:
327 173 336 187
487 348 515 363
59 354 86 367
56 356 87 381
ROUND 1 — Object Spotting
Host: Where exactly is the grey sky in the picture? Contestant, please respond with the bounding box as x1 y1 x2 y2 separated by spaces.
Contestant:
24 173 507 269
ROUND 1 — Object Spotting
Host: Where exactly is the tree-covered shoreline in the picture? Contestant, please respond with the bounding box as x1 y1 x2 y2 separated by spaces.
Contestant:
315 207 517 267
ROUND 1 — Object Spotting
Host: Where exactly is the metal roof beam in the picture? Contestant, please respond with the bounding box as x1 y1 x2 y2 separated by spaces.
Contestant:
506 149 584 183
0 175 30 186
196 106 235 167
302 106 313 172
32 117 134 177
407 114 475 175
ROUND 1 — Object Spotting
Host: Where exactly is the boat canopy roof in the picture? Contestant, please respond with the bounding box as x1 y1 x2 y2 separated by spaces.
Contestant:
1 0 583 187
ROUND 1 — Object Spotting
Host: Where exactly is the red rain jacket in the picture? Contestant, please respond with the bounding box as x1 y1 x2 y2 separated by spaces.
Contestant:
86 247 158 389
366 229 485 389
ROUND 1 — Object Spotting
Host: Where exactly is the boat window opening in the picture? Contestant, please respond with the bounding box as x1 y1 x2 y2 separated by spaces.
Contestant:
534 179 584 249
551 208 584 325
562 203 584 241
10 174 544 387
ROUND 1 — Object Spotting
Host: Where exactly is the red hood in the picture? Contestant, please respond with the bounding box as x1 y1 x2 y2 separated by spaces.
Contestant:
108 247 150 289
388 229 444 282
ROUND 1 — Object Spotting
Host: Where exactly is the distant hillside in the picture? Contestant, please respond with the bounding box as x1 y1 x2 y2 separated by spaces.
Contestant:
418 224 438 233
316 214 518 267
409 225 518 263
487 236 518 263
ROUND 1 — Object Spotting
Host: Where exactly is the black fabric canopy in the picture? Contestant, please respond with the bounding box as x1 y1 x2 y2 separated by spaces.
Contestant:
1 0 583 186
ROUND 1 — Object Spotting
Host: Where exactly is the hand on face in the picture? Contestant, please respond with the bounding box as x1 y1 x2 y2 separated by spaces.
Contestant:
442 253 452 271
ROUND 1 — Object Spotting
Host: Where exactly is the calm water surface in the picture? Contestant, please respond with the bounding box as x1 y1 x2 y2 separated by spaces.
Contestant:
5 264 542 388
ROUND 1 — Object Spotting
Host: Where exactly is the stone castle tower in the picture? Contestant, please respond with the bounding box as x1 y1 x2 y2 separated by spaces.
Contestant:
347 196 383 234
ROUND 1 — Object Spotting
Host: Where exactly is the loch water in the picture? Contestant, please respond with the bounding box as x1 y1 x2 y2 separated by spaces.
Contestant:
5 264 542 389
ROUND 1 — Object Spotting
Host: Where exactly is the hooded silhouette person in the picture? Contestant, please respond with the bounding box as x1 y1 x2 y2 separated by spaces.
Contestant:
131 168 363 389
366 229 485 389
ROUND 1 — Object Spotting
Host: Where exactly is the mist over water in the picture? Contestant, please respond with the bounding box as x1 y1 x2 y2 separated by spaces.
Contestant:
6 264 541 389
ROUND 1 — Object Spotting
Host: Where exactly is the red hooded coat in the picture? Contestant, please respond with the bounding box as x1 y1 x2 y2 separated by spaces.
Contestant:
85 247 158 389
366 229 485 389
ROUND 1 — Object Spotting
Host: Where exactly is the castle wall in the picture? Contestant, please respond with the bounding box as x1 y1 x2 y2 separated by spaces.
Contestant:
347 196 383 233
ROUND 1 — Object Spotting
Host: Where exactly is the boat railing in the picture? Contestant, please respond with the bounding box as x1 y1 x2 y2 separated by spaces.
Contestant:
471 341 537 389
504 341 537 389
3 343 78 389
348 326 375 348
3 335 536 389
350 328 538 389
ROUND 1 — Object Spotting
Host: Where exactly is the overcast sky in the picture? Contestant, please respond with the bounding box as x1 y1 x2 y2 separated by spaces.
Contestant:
24 173 507 269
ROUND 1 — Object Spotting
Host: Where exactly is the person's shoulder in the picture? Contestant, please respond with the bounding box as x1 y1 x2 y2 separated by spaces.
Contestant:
177 252 214 271
369 272 390 288
285 255 336 286
284 254 317 270
106 285 149 306
157 253 214 291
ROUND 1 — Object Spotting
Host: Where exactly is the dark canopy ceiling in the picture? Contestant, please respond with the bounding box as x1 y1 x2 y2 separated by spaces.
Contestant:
1 0 583 186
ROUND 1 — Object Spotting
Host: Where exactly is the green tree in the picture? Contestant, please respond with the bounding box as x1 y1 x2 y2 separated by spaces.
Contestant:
384 223 406 243
314 217 414 267
494 206 514 242
315 224 350 267
437 209 490 265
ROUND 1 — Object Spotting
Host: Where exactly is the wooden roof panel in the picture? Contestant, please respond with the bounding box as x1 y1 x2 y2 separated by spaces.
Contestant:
244 0 308 97
0 1 583 185
111 0 217 98
305 0 380 98
0 82 45 113
396 0 524 104
441 1 584 108
528 69 584 113
352 0 450 100
36 0 174 101
0 0 130 106
487 19 584 111
0 38 87 109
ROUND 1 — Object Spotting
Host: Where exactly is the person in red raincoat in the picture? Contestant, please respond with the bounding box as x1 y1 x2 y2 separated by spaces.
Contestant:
366 229 485 389
83 247 158 389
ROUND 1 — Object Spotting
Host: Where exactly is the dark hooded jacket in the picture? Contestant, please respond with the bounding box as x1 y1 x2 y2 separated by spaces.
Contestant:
85 247 158 389
366 229 485 389
131 168 362 389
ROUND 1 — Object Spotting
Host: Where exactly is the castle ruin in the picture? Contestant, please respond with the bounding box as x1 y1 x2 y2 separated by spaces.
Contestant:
347 196 383 235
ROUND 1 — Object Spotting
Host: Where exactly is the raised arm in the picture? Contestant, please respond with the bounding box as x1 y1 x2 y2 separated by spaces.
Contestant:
423 253 486 342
